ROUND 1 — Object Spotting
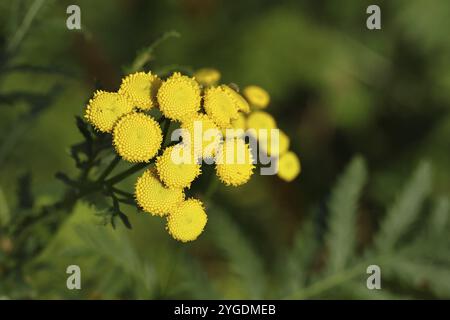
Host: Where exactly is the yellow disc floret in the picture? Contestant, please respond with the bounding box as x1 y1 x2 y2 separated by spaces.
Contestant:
222 112 246 139
259 129 290 157
246 111 277 140
181 113 222 159
156 145 201 189
157 72 201 122
84 91 134 133
243 85 270 109
221 85 250 114
119 72 161 110
215 138 254 186
194 68 221 87
135 169 184 216
167 198 207 242
204 86 239 129
277 151 301 182
113 113 163 162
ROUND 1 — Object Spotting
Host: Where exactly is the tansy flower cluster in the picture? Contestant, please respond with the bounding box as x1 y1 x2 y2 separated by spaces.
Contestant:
84 68 300 242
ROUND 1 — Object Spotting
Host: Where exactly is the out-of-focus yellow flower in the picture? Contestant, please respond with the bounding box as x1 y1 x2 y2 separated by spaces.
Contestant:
243 85 270 109
113 113 162 162
167 198 207 242
277 151 301 182
194 68 221 87
221 112 246 139
119 72 161 110
204 86 238 129
221 85 250 114
135 169 184 216
84 91 134 133
246 111 277 141
157 72 201 122
181 113 221 159
215 138 254 186
156 145 201 189
259 129 290 157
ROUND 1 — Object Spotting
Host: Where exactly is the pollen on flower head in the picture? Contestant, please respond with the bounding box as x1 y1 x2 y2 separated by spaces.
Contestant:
157 72 201 122
156 144 201 189
246 111 277 140
215 138 254 186
113 112 163 163
181 113 222 159
84 91 134 133
204 86 239 129
259 129 290 157
221 85 250 114
167 198 207 242
194 68 221 87
135 168 184 216
243 85 270 109
119 72 161 110
277 151 301 182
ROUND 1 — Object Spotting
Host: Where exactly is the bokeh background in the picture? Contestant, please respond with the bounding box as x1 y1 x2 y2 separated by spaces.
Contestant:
0 0 449 299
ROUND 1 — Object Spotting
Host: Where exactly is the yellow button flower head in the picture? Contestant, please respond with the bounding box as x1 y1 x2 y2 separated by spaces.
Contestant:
204 86 239 129
84 91 134 133
167 198 207 242
113 113 163 162
194 68 221 87
157 72 201 122
215 138 254 186
243 85 270 109
246 111 277 141
221 85 250 114
259 129 290 157
135 169 185 216
277 151 301 182
156 144 201 189
181 113 222 159
119 72 161 110
222 112 246 139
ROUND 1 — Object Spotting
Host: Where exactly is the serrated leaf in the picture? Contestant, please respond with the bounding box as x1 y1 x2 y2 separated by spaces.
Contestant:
325 156 367 273
375 161 432 252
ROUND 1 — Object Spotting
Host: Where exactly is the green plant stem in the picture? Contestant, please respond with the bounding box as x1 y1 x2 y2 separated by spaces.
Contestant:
97 155 121 182
7 0 46 53
105 163 149 185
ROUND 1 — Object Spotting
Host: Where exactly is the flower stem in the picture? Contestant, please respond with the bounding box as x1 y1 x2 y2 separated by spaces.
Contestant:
105 162 149 185
97 155 121 182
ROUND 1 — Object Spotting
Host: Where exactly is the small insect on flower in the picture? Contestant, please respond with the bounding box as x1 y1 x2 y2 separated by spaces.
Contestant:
113 112 163 163
243 85 270 109
156 144 202 189
215 138 255 186
135 169 185 216
84 91 134 133
167 198 207 242
194 68 221 87
157 72 201 122
221 85 250 114
204 86 239 129
277 151 301 182
181 113 222 159
119 72 161 110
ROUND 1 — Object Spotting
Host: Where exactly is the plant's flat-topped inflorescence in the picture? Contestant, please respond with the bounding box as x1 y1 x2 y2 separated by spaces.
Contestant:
84 69 301 242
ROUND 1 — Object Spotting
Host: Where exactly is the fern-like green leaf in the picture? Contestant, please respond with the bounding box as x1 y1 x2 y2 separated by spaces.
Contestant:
325 156 367 273
208 203 265 299
375 161 432 252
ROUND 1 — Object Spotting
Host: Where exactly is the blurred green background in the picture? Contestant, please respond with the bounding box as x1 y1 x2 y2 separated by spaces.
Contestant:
0 0 449 299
